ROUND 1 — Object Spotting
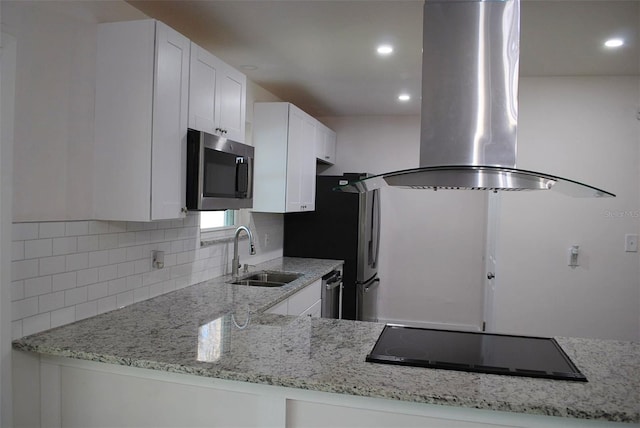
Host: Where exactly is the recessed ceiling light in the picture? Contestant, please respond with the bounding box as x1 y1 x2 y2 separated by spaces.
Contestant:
604 38 624 48
377 45 394 55
398 94 411 102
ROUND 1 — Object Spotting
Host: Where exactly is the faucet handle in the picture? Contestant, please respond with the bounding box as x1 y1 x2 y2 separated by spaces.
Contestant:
250 243 256 255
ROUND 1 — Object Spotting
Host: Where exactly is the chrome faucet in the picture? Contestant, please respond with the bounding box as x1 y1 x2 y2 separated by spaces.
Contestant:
232 226 256 277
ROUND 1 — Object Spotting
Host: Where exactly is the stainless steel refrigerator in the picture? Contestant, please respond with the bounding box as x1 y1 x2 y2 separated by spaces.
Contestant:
284 173 380 321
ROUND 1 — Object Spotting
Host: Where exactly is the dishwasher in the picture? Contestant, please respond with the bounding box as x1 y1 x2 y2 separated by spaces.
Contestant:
321 269 343 319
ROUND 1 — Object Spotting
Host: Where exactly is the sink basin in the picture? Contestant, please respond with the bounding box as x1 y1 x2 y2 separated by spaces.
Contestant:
229 271 302 287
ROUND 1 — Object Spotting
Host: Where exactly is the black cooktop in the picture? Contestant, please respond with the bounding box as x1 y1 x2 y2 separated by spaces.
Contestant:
366 325 587 382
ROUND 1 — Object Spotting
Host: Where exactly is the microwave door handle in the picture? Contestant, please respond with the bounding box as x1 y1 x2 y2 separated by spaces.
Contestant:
235 159 250 196
197 134 206 210
246 157 253 198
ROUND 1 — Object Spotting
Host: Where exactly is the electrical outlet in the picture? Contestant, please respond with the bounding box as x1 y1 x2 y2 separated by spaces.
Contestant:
625 234 638 252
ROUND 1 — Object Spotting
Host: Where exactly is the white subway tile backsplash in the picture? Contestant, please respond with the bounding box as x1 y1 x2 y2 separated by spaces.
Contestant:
66 253 89 271
12 297 39 321
76 268 98 287
25 239 53 259
39 291 65 313
116 261 135 278
12 259 40 281
23 313 51 337
170 218 184 228
116 291 134 308
97 295 117 314
150 229 165 242
135 231 151 244
88 220 110 235
126 274 143 290
107 221 127 234
108 248 127 265
148 282 165 298
125 245 144 262
87 282 109 301
118 232 136 247
163 253 177 268
12 241 25 261
170 239 184 254
12 321 23 340
65 286 88 306
51 307 75 328
13 223 39 241
11 281 25 301
177 250 196 265
99 233 119 250
12 213 282 338
52 272 77 292
65 221 89 236
133 259 151 275
77 235 100 252
107 278 127 295
39 255 67 276
76 301 98 321
38 222 66 239
52 236 77 256
88 250 110 268
24 276 52 297
133 287 150 303
98 265 118 282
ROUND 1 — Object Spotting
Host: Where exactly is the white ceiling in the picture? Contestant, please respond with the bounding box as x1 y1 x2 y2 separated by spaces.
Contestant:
126 0 639 117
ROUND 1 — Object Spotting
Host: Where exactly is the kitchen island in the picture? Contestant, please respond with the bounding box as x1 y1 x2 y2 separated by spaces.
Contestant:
13 257 639 427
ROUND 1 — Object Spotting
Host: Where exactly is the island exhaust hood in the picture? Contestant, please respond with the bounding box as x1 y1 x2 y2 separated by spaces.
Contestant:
337 0 614 198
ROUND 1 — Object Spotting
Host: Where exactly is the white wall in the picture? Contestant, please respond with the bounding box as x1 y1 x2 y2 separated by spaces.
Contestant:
320 116 487 331
322 76 640 341
493 77 640 341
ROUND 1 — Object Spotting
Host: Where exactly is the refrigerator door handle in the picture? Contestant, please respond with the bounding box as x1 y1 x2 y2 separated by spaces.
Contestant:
368 189 381 269
363 278 380 293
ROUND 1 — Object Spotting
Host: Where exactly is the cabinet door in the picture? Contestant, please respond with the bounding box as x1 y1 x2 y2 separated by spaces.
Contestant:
151 22 190 220
299 115 316 211
217 65 246 143
188 42 222 134
323 127 337 164
285 106 306 212
315 124 336 165
94 20 155 221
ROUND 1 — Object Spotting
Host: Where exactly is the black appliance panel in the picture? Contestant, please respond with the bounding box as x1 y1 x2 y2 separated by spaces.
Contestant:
284 173 379 321
367 325 587 382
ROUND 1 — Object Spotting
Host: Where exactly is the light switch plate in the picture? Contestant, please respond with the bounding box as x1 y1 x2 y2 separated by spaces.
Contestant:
624 234 638 252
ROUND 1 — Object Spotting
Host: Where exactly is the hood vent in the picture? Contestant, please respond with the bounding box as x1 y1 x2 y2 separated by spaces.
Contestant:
337 0 614 198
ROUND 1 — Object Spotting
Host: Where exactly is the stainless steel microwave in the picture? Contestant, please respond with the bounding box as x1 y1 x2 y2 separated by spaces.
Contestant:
186 129 254 211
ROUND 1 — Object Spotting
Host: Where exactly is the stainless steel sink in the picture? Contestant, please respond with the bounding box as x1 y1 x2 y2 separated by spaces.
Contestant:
229 271 302 287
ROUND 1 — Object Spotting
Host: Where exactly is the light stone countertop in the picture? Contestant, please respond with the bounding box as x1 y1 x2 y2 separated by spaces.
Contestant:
13 257 640 424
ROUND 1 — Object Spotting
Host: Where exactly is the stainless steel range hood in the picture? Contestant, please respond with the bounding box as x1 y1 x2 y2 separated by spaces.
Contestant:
337 0 614 198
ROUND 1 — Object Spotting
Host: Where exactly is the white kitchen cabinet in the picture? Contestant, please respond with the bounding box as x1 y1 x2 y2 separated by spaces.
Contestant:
266 279 322 317
253 102 317 213
93 19 189 221
315 122 337 165
188 42 247 143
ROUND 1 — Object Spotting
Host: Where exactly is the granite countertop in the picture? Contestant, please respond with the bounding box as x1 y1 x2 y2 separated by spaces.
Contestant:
13 257 640 424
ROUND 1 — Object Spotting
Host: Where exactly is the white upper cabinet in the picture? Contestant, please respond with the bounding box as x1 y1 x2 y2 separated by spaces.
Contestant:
315 122 337 165
253 102 317 213
189 42 246 143
93 19 189 221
